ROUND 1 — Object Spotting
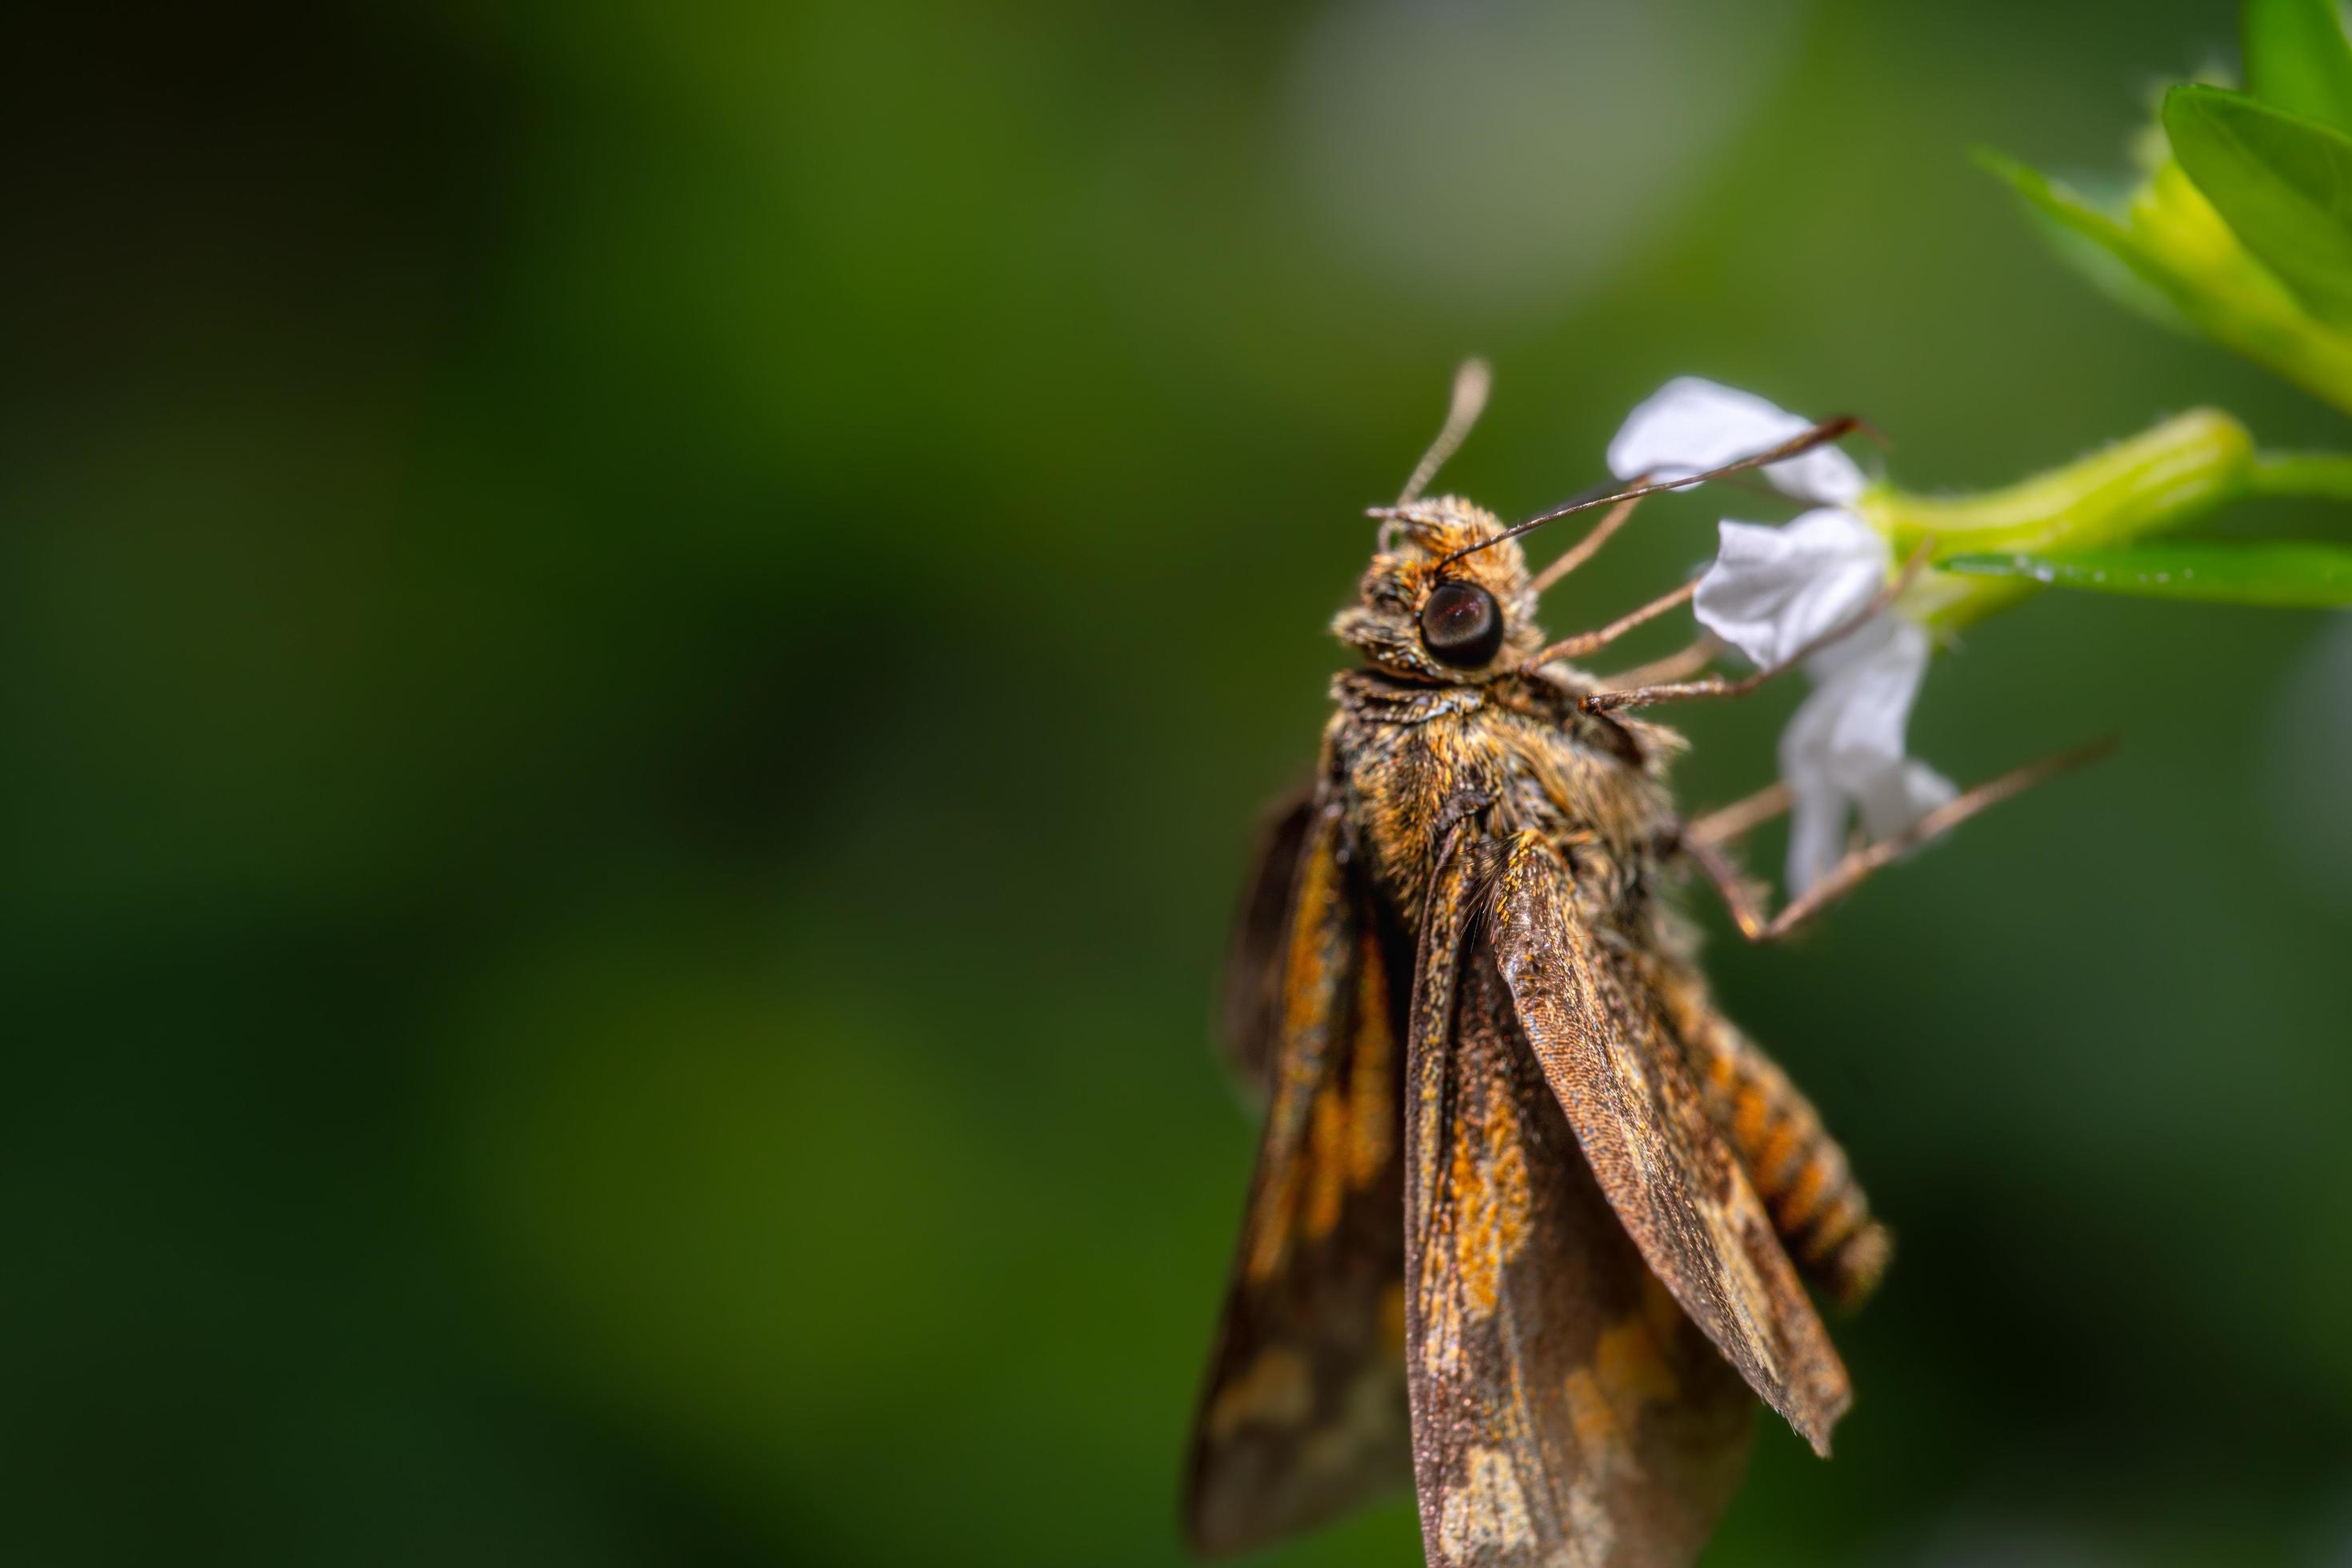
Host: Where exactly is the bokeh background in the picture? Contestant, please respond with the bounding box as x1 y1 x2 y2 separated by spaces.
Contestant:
9 0 2352 1563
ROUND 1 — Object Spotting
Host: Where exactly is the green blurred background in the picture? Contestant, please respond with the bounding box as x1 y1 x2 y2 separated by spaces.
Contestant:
8 1 2352 1563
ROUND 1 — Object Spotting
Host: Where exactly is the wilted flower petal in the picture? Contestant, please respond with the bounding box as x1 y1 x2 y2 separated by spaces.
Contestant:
1608 376 1867 506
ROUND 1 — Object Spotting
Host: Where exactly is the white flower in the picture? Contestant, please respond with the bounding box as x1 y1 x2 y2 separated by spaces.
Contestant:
1777 617 1954 895
1610 377 1954 894
1689 508 1887 669
1610 376 1868 509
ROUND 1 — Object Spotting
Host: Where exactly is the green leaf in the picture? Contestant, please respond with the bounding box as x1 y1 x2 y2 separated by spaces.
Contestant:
1940 542 2352 606
1978 146 2352 415
1971 149 2192 331
2163 84 2352 328
2242 0 2352 134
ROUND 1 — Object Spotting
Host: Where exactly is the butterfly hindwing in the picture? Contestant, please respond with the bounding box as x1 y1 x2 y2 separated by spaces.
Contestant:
1405 827 1753 1568
1218 786 1317 1099
1486 831 1852 1454
1184 798 1414 1557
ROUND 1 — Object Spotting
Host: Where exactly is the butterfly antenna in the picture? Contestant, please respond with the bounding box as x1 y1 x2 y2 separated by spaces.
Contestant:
1435 413 1867 570
1397 358 1492 506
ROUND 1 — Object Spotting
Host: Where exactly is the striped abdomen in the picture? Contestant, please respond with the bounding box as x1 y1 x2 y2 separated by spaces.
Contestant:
1671 998 1890 1307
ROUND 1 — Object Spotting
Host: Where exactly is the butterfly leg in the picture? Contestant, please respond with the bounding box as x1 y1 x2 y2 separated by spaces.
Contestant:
1529 484 1647 594
1522 578 1695 668
1598 634 1723 690
1684 779 1790 847
1673 738 2116 942
1579 540 1934 716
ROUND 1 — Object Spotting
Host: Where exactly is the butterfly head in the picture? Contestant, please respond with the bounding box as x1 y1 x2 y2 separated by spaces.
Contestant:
1333 497 1545 682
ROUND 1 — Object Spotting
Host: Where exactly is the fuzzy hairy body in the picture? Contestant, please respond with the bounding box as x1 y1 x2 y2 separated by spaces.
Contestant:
1326 663 1887 1306
1327 665 1678 942
1186 493 1888 1568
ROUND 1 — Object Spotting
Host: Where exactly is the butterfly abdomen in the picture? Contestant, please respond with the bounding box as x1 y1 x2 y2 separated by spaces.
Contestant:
1674 998 1890 1309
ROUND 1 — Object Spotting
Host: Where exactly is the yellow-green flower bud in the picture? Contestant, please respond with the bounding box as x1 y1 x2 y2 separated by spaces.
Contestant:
1858 409 2256 630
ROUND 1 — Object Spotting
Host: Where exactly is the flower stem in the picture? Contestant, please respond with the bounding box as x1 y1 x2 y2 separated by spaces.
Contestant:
2244 451 2352 501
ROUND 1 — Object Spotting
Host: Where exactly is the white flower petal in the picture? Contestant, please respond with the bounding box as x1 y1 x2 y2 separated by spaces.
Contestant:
1607 376 1866 505
1796 618 1926 786
1774 618 1953 894
1780 719 1848 898
1855 758 1958 842
1692 510 1890 669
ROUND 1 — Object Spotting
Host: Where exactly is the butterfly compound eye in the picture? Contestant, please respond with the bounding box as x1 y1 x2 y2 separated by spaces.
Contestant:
1418 580 1503 667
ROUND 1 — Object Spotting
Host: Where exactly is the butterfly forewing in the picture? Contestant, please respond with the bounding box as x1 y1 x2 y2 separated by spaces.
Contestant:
1404 830 1753 1568
1184 800 1414 1557
1486 834 1851 1452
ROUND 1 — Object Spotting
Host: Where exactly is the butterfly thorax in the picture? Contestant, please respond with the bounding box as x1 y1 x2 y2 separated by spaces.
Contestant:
1326 665 1685 940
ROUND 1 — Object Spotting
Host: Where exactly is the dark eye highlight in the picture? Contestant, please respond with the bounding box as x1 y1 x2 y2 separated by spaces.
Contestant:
1418 580 1503 667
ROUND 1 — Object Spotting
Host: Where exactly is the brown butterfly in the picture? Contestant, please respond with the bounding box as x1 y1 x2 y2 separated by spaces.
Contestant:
1182 365 2099 1567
